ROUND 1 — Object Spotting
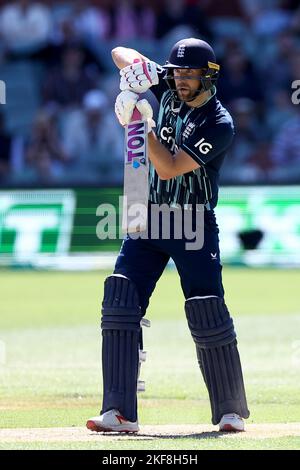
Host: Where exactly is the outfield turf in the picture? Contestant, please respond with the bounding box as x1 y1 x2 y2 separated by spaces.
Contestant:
0 268 300 450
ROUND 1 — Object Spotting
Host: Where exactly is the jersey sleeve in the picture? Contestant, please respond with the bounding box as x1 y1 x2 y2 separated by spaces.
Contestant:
150 64 169 102
181 121 234 165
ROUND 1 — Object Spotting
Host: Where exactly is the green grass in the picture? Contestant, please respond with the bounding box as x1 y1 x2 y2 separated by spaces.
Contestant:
0 268 300 450
1 437 300 450
0 268 299 329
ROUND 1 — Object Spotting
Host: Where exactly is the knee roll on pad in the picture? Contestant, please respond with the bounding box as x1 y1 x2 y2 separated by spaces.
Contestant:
185 296 250 425
101 275 143 422
102 274 142 331
186 296 235 348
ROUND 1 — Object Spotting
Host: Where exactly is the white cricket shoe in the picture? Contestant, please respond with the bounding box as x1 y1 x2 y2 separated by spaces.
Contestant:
219 413 245 432
86 409 139 433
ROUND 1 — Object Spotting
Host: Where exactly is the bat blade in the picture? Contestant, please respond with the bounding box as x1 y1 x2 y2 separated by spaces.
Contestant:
122 113 149 234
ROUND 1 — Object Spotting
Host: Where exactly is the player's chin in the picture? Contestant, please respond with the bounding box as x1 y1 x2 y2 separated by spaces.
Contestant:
177 89 194 102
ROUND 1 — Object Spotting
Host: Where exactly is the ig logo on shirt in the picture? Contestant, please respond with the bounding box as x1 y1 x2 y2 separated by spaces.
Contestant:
194 138 213 154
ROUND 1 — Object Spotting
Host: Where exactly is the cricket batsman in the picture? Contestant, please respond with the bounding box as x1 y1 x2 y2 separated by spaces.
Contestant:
87 38 250 433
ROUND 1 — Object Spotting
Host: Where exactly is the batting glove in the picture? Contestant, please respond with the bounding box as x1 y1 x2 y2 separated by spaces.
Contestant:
115 90 139 126
115 91 156 132
120 60 159 94
136 99 156 133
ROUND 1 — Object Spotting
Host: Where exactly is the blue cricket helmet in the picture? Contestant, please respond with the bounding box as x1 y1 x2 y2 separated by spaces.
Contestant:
163 38 220 101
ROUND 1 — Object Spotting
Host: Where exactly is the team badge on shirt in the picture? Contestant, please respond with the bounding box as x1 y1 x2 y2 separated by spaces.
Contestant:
182 122 196 141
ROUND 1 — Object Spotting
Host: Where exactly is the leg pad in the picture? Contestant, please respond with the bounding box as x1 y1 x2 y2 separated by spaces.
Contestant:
101 275 142 422
185 296 250 425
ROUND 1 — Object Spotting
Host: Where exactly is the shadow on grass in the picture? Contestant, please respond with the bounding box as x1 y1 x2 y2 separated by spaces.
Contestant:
138 431 225 440
90 431 243 440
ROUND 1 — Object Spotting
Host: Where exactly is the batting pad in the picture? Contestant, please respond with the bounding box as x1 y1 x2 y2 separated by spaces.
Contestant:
185 296 250 425
101 275 143 422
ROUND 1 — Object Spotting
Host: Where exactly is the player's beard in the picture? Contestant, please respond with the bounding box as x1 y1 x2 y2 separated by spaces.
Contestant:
176 86 198 102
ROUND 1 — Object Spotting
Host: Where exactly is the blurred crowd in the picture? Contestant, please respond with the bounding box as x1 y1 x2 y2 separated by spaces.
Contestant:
0 0 300 186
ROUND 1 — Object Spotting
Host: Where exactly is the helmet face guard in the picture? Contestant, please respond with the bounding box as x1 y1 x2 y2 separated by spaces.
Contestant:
163 62 220 103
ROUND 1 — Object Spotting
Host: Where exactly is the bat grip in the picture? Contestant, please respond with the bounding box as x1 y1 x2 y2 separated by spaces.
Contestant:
131 107 142 121
130 58 143 122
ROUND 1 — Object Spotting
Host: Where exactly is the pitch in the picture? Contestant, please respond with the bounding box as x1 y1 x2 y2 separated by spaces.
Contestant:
0 268 299 450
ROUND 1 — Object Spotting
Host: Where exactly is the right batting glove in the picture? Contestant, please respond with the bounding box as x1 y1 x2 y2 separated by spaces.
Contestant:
120 60 159 94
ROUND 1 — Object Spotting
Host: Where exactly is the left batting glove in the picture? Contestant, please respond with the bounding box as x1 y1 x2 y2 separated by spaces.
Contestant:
115 90 138 126
115 91 156 132
120 60 159 94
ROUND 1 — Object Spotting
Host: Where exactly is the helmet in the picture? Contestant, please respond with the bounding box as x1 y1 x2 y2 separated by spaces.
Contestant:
163 38 220 102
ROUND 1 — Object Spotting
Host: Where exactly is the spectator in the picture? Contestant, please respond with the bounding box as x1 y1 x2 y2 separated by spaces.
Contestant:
181 1 213 40
247 1 292 37
110 0 156 40
266 89 298 137
291 6 300 36
0 0 52 54
269 107 300 182
201 0 247 19
62 90 123 184
30 17 106 74
289 50 300 87
32 16 106 71
281 0 300 12
261 30 299 100
154 0 180 39
266 48 300 110
0 112 11 183
25 110 70 183
72 0 110 42
217 44 264 109
155 0 212 41
43 45 97 109
221 99 270 183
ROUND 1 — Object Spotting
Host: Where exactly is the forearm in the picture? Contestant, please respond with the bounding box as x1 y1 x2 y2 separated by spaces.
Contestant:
148 131 176 180
111 47 149 70
148 131 200 179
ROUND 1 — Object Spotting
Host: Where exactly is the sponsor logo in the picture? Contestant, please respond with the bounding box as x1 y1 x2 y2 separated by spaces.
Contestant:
211 252 217 260
160 126 179 153
116 414 127 424
194 137 213 154
0 190 75 263
126 122 147 168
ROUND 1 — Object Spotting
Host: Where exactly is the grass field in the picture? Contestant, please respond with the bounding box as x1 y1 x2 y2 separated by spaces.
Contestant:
0 268 300 450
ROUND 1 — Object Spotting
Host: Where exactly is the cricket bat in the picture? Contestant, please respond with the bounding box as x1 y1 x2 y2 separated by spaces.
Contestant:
122 60 150 234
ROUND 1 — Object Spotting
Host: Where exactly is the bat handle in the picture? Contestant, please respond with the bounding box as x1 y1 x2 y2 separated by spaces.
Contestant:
130 58 143 122
131 107 142 121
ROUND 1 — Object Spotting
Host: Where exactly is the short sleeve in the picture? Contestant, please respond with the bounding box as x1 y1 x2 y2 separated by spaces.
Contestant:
181 121 234 165
150 64 169 102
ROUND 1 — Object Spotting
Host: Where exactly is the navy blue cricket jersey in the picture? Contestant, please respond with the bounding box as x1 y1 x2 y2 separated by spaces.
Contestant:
149 66 234 209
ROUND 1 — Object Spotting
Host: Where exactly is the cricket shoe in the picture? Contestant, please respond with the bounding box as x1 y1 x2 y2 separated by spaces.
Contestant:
219 413 245 432
86 409 139 433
